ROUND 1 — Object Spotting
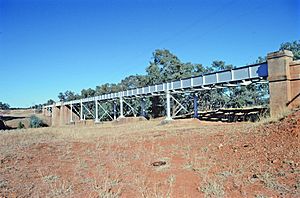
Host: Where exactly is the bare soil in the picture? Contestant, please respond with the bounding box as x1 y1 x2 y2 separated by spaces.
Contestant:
0 110 299 197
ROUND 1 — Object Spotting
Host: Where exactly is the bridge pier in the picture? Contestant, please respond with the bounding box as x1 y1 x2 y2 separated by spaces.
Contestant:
51 103 80 126
267 50 300 117
51 105 60 127
70 104 73 123
113 101 117 120
193 94 199 119
165 91 172 121
95 99 99 123
119 96 124 118
141 98 146 118
80 99 83 120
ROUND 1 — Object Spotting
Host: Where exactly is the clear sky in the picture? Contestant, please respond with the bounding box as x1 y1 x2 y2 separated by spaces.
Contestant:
0 0 299 108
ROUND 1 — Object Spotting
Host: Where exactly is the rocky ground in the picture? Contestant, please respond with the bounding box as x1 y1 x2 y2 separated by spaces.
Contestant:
0 110 299 197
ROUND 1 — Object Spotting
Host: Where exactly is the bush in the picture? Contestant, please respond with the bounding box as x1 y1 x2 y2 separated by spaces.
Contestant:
29 115 44 128
17 121 25 129
0 102 10 110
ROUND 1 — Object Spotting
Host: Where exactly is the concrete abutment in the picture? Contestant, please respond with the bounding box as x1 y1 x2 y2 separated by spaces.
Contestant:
267 50 300 117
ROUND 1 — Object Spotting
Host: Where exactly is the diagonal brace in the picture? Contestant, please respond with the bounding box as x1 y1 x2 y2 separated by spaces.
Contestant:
97 102 113 121
83 103 95 119
123 99 137 117
171 95 189 117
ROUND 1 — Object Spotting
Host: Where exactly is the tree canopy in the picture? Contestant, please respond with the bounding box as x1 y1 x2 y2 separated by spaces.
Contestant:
280 40 300 60
0 102 10 110
38 40 300 117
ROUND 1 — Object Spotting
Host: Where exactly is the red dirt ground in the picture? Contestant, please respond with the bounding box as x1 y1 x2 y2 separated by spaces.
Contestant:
0 111 299 197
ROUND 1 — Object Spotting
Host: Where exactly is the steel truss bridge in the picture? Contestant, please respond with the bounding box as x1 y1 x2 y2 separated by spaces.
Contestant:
44 62 268 123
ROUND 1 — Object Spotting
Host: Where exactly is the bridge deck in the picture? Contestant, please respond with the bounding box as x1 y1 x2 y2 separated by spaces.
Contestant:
45 62 268 107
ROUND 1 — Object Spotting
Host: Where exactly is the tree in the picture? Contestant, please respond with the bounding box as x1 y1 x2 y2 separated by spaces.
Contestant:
211 60 234 71
280 40 300 60
58 92 66 101
0 102 10 110
256 56 266 63
58 91 81 102
192 63 207 76
46 99 55 105
48 40 300 119
146 62 161 84
29 115 45 128
81 88 96 98
120 75 148 90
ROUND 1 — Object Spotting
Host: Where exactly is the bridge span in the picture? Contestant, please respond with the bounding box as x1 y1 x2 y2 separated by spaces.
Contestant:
43 50 300 126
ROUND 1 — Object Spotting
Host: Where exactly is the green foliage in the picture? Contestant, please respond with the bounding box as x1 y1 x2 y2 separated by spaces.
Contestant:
0 102 10 110
146 49 201 82
211 60 234 71
51 40 299 117
29 115 44 128
81 88 96 98
46 99 55 105
58 91 81 102
17 121 25 129
280 40 300 60
96 83 122 95
256 56 267 63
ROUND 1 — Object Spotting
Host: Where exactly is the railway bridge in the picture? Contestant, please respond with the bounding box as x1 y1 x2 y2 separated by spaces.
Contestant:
43 50 300 126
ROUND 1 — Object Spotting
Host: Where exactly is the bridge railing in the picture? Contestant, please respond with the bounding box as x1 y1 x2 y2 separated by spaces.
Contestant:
44 62 268 108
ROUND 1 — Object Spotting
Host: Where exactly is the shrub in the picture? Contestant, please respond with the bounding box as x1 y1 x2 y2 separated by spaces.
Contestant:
29 115 44 128
17 121 25 129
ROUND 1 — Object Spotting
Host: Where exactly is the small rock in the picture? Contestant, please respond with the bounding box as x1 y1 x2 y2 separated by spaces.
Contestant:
252 174 258 179
151 161 167 167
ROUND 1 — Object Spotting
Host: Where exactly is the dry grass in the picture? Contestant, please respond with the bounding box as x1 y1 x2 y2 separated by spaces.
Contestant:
199 180 225 198
258 107 292 124
3 110 298 197
0 118 228 153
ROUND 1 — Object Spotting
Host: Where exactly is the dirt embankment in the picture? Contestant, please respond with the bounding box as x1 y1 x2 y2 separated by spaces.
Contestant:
0 110 299 197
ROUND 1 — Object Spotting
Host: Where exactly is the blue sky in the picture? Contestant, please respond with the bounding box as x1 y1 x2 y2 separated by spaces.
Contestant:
0 0 299 107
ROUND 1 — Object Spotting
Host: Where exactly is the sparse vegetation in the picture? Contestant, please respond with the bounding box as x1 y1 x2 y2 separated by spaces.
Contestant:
199 181 225 198
0 109 299 197
17 121 25 129
258 107 292 124
29 115 44 128
0 102 10 110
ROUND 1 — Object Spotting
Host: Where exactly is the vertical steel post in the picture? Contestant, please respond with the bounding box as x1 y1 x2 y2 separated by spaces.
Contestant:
119 96 124 118
80 99 83 120
70 103 74 122
193 94 199 119
95 99 99 122
113 101 117 120
141 98 146 117
165 91 172 120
